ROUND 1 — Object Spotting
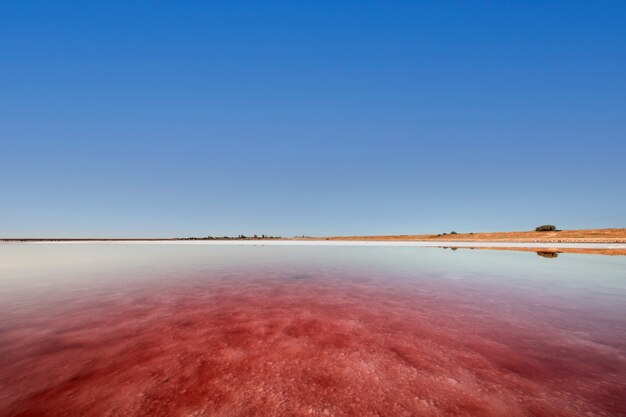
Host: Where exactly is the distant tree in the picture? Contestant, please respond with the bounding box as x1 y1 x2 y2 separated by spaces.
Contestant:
450 231 458 235
535 225 557 232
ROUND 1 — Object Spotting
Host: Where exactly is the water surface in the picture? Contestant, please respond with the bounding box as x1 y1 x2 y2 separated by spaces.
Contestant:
0 244 625 416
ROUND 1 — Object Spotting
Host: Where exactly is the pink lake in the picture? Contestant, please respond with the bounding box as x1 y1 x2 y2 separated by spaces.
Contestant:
0 244 625 416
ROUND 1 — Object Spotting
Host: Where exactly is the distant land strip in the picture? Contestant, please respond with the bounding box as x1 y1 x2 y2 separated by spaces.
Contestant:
2 229 626 256
307 228 626 243
1 228 625 243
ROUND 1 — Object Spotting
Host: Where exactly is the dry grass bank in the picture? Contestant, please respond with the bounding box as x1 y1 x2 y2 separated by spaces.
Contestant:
313 228 626 244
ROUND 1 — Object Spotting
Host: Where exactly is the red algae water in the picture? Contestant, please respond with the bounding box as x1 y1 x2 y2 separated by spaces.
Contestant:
0 244 625 416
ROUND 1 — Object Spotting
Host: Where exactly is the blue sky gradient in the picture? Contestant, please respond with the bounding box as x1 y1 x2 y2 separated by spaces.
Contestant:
1 1 625 237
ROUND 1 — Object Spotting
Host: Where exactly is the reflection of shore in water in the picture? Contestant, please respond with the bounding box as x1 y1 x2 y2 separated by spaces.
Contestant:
441 246 626 256
536 251 560 258
1 245 625 416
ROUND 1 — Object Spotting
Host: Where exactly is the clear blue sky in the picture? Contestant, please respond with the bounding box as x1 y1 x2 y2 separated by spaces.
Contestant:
1 1 625 237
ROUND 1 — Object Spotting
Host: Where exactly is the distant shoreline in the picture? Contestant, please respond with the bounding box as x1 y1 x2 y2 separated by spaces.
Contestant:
2 227 625 243
2 229 625 255
2 239 626 256
305 228 626 244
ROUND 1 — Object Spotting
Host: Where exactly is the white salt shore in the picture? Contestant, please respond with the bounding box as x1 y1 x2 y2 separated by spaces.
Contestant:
5 240 625 250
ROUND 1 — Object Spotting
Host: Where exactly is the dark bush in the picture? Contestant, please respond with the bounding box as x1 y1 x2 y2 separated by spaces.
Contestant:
450 231 458 235
535 225 557 232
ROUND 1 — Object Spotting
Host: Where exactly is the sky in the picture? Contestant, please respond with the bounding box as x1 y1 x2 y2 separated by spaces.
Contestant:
1 1 625 238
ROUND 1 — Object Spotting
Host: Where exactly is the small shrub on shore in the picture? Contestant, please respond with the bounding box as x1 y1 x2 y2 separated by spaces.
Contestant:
535 225 557 232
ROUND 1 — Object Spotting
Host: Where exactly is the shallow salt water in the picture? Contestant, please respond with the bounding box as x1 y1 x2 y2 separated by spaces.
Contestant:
0 244 625 417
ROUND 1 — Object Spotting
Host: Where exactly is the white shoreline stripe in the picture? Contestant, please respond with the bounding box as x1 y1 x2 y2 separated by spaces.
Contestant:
2 241 625 250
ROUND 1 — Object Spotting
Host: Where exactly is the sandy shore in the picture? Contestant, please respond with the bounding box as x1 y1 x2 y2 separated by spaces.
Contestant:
2 229 625 255
313 228 626 243
2 239 626 255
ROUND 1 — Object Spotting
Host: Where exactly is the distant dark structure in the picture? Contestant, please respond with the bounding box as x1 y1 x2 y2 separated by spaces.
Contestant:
535 225 557 232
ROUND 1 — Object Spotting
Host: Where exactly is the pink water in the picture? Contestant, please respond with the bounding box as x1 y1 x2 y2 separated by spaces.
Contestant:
0 244 625 416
